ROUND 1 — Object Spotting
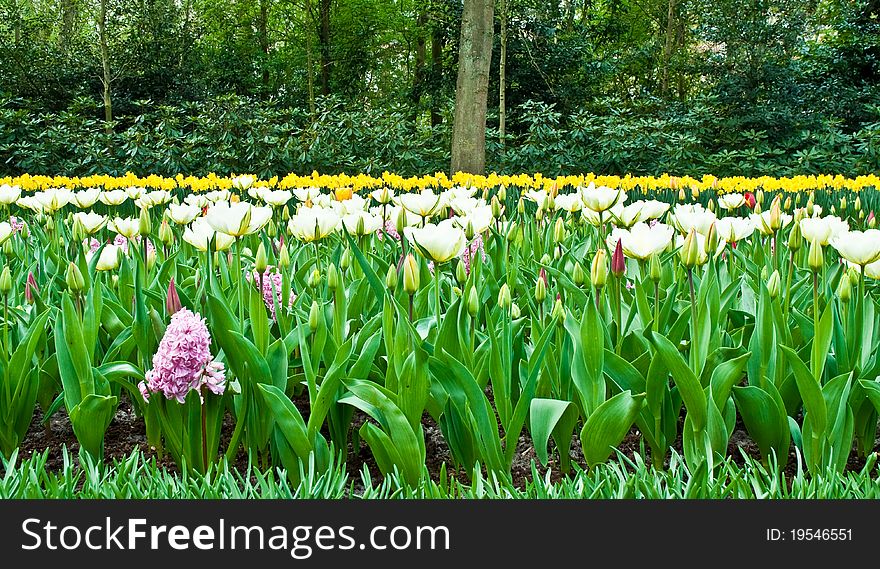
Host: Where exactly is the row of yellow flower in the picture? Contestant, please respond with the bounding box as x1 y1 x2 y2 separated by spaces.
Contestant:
2 171 879 194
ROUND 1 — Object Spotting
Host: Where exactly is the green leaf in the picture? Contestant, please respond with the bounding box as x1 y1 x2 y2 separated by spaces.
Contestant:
650 331 707 430
529 398 575 467
580 390 644 467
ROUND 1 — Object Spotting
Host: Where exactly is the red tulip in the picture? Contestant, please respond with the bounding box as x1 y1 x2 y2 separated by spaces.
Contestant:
611 239 626 276
744 192 756 209
166 277 182 315
25 271 37 304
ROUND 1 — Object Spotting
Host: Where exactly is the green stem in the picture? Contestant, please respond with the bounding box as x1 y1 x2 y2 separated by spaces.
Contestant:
235 239 244 324
434 263 441 331
783 250 794 318
201 392 209 473
653 280 660 333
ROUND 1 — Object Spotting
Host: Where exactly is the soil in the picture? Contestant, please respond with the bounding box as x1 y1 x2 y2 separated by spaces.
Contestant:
13 394 880 491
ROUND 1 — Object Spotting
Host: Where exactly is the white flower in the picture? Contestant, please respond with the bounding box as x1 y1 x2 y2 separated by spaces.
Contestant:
206 202 272 237
398 191 442 218
136 190 172 209
408 220 466 264
231 175 256 191
443 186 479 202
554 193 583 213
35 188 72 212
16 196 43 213
609 202 644 228
750 210 792 235
580 183 626 213
449 196 484 215
717 193 746 210
370 187 395 204
452 205 495 235
858 259 880 280
669 204 717 235
261 190 293 207
523 190 548 206
715 217 755 243
0 184 21 205
830 230 880 267
204 190 230 203
332 193 368 215
73 212 107 235
108 217 140 238
100 189 128 206
184 194 210 209
635 200 671 221
287 207 341 242
341 211 382 236
126 186 145 199
374 205 420 227
293 186 322 202
799 216 849 246
167 203 202 225
183 218 234 251
0 222 12 244
606 222 674 260
73 188 101 208
88 244 122 271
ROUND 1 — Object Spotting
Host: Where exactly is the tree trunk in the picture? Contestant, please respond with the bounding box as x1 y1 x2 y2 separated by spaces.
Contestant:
412 9 427 119
319 0 331 95
60 0 77 53
430 21 444 127
660 0 678 96
98 0 113 134
304 0 317 117
450 0 494 175
498 0 507 145
259 0 270 86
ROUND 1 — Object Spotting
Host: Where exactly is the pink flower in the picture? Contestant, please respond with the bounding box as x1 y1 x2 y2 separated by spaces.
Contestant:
461 234 487 275
9 216 24 233
245 266 295 320
138 308 226 404
377 220 401 241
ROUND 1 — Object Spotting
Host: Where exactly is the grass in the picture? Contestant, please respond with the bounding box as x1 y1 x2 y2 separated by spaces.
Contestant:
2 446 880 499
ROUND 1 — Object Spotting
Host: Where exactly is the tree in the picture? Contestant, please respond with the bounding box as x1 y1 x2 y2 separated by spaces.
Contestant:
451 0 494 175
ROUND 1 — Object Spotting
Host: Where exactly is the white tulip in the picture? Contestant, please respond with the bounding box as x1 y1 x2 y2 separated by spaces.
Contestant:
398 191 442 218
100 189 128 206
830 230 880 267
0 184 21 205
750 210 792 235
206 202 272 237
35 188 72 212
184 194 210 209
715 216 755 243
408 220 466 264
554 193 583 213
183 218 234 251
73 188 101 208
606 222 674 260
717 193 746 210
449 196 484 215
452 205 495 235
136 190 172 209
167 203 201 225
126 186 145 199
16 196 43 213
670 204 717 235
108 217 140 238
523 190 548 206
340 211 382 236
88 244 122 271
73 212 107 235
204 190 231 203
261 190 293 207
609 202 644 228
636 200 671 221
799 216 849 246
293 186 322 202
581 183 626 212
231 175 256 191
0 222 12 244
287 207 341 242
370 187 395 204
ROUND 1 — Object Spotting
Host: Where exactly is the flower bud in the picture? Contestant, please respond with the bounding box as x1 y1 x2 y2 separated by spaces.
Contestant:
497 185 507 202
139 207 151 236
611 239 625 276
848 266 860 287
808 238 823 272
783 197 792 210
255 242 268 273
65 262 84 293
840 196 847 211
465 220 475 241
385 264 398 292
72 218 85 243
498 283 512 310
25 271 37 304
768 196 782 231
309 300 321 331
491 196 502 219
756 190 764 206
455 259 467 284
517 198 525 215
680 229 701 268
535 208 544 222
327 263 339 292
838 274 851 303
868 211 876 229
340 247 352 271
266 218 278 236
147 247 156 272
403 253 419 295
678 188 686 202
744 192 756 209
308 267 322 288
551 297 564 322
806 197 815 217
540 253 552 266
510 302 521 319
534 273 547 303
573 261 585 286
395 207 408 237
788 221 802 251
650 253 662 283
467 286 479 317
767 270 781 299
279 243 291 268
591 249 608 288
855 196 862 212
282 205 291 221
166 276 182 315
706 222 719 256
707 200 715 213
159 219 174 246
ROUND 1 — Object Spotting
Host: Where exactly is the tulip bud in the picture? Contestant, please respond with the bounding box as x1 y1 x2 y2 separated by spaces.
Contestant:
147 247 156 272
869 211 876 229
806 197 815 217
403 253 419 295
385 265 398 291
455 259 467 284
159 219 174 246
756 190 764 206
282 205 291 221
395 207 408 236
678 188 686 202
591 249 608 288
572 261 585 286
808 238 823 272
788 221 802 251
72 218 85 243
25 271 37 304
859 209 866 221
848 266 860 287
840 196 847 212
838 274 851 303
517 198 525 215
534 273 547 303
6 240 16 256
166 277 182 315
506 222 519 244
279 243 291 268
649 253 661 283
491 196 502 219
452 286 462 297
467 286 479 317
855 196 862 212
45 216 55 233
65 262 84 293
255 243 268 273
498 283 512 310
707 200 715 213
540 253 552 266
754 203 762 215
510 302 521 319
545 195 555 212
783 197 792 210
497 186 507 202
465 220 475 241
830 205 837 215
706 223 719 256
680 229 701 268
551 297 564 322
309 300 321 331
139 208 151 236
308 268 321 288
327 263 339 292
611 240 625 276
535 208 544 222
767 270 781 299
744 192 756 209
769 196 782 231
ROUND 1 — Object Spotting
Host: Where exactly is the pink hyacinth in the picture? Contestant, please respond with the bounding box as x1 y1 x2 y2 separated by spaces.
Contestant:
9 216 24 233
460 234 487 275
245 266 296 320
138 308 226 404
377 219 401 241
